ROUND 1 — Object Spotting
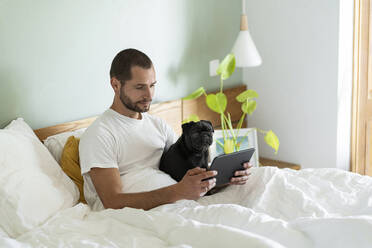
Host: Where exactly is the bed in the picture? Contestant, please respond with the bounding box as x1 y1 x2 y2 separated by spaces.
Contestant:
1 85 372 248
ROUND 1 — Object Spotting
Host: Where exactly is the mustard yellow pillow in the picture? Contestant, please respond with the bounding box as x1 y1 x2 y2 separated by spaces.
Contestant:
60 136 86 203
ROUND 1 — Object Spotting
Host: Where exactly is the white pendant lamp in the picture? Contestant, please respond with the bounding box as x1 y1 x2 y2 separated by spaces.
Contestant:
232 0 262 67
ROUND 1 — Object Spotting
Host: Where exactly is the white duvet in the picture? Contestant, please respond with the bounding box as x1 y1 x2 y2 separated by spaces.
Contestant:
3 167 372 248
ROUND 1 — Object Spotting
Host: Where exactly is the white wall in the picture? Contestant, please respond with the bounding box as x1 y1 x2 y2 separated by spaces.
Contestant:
0 0 242 129
242 0 343 169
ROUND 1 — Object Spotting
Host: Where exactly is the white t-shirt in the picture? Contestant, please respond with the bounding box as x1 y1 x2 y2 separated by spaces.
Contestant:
79 109 178 211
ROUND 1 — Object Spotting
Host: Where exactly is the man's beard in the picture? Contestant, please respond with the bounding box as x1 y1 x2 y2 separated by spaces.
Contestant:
119 89 151 113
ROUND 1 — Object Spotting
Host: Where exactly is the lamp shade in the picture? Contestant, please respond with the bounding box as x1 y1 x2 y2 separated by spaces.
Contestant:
232 30 262 67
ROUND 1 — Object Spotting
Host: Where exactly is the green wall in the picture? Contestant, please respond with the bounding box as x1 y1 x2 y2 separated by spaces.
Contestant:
0 0 242 129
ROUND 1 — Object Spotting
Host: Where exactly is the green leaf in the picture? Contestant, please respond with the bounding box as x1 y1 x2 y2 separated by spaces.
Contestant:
216 53 236 80
264 130 280 154
182 114 200 124
241 100 257 115
236 89 259 103
206 93 227 114
216 92 227 113
182 87 205 100
206 94 219 113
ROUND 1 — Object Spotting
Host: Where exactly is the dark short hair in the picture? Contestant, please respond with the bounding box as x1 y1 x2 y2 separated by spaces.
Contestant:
110 48 153 85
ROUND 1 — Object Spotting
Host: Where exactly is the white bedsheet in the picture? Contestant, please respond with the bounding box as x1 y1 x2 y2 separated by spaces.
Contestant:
3 167 372 248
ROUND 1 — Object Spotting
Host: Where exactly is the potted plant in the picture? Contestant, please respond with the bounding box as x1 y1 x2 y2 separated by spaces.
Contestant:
182 53 279 155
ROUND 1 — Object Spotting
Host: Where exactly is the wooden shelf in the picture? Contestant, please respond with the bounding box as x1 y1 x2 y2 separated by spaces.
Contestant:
259 157 301 170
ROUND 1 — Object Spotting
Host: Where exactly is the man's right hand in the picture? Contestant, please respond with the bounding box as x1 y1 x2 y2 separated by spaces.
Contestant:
175 167 217 200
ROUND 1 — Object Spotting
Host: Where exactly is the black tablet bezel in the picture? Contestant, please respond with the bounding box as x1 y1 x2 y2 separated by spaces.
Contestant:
207 148 255 186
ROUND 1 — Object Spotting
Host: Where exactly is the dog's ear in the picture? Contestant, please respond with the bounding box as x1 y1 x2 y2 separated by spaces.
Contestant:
181 121 196 134
201 120 214 132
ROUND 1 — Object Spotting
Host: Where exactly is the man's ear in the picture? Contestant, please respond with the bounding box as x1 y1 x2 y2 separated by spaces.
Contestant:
110 77 121 94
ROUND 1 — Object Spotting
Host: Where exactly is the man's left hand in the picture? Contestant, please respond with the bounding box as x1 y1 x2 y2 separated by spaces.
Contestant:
230 162 252 185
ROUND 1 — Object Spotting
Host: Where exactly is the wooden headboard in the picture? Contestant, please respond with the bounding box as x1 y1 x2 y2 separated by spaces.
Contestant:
33 84 301 170
34 85 247 141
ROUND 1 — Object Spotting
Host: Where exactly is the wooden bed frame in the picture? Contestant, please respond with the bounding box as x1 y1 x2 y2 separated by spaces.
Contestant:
33 85 247 139
33 85 300 170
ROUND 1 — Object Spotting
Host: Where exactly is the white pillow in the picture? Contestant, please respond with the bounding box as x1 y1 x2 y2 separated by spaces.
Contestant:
43 128 86 163
4 118 39 140
0 119 79 238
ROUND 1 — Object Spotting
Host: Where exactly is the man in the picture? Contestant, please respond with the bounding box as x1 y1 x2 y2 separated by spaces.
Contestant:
79 48 251 211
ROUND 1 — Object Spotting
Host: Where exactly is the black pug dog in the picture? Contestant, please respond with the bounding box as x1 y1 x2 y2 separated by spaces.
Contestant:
159 120 214 182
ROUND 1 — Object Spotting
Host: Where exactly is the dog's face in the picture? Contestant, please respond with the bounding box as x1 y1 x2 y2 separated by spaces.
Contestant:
182 120 214 152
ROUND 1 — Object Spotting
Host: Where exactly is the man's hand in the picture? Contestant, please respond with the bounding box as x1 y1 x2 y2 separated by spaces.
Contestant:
230 162 252 185
175 167 217 200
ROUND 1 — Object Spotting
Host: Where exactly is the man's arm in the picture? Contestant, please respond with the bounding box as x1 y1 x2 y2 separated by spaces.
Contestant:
89 167 217 210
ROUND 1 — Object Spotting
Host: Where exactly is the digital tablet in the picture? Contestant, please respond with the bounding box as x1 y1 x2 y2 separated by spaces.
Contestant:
207 148 255 186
